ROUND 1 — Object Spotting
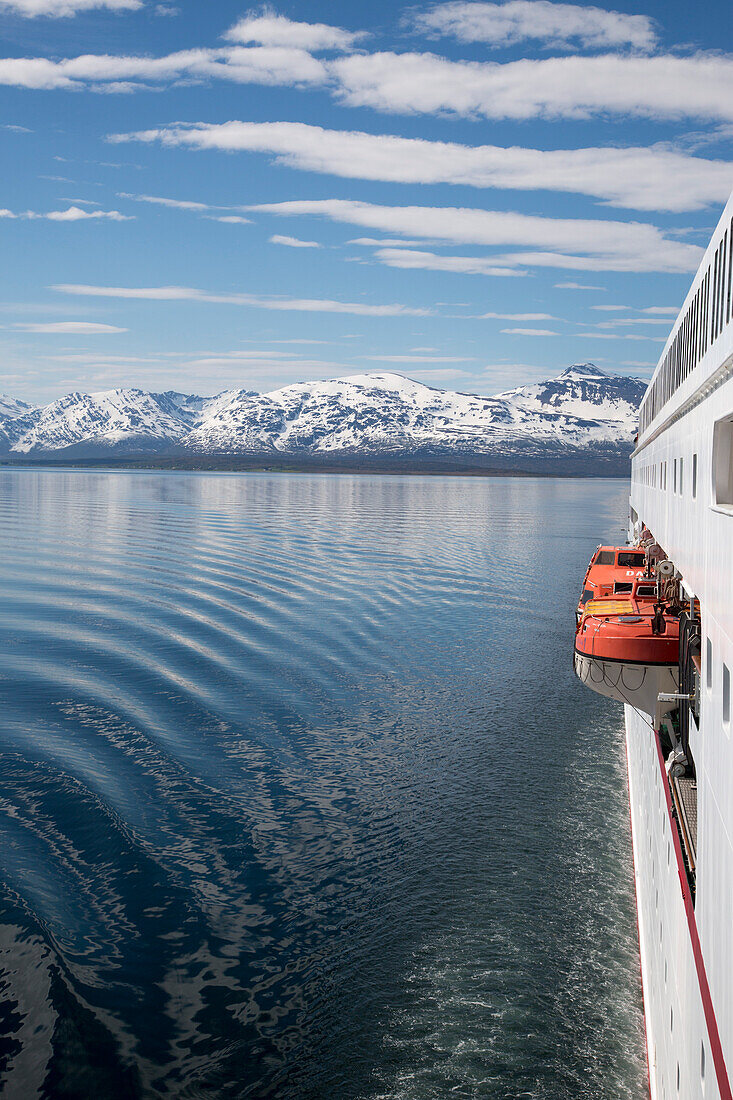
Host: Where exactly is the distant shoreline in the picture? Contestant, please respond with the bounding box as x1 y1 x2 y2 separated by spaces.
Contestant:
0 455 630 478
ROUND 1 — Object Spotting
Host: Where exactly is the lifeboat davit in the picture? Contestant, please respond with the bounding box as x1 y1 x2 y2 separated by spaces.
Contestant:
574 573 680 718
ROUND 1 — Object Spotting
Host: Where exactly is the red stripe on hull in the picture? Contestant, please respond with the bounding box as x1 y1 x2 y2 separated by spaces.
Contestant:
653 731 732 1100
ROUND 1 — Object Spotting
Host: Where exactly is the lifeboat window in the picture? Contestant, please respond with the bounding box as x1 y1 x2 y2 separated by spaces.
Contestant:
596 550 615 565
614 582 633 593
723 663 730 727
617 552 645 567
636 585 656 597
706 638 713 691
581 589 594 604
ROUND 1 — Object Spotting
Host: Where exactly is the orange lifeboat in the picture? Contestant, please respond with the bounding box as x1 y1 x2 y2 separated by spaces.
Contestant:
577 545 648 621
574 576 680 718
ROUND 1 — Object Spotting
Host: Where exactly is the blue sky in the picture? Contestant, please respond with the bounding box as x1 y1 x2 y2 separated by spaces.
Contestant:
1 0 732 403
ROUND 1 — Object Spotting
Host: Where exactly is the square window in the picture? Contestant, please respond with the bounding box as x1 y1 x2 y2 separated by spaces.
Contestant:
713 418 733 508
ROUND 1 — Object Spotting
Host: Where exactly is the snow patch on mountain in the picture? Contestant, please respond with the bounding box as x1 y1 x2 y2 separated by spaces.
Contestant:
0 394 36 419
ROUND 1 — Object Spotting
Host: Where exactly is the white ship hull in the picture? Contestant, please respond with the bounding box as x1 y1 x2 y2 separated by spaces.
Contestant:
624 189 733 1100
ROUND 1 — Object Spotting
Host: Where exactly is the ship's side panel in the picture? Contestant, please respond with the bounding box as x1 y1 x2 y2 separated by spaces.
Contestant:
626 706 719 1099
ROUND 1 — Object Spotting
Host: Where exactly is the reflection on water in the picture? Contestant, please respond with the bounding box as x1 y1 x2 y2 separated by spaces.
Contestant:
0 469 645 1098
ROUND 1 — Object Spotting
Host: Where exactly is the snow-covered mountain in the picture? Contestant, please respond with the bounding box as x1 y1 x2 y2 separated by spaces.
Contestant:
0 364 645 470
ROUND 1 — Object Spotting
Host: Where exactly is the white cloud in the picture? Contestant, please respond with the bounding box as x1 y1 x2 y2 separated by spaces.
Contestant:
269 234 322 248
577 332 664 341
33 205 132 221
224 10 363 52
3 205 132 220
51 283 430 316
113 120 733 212
641 305 679 314
373 247 525 277
347 237 430 247
14 321 127 332
331 51 733 123
0 46 328 91
481 311 557 320
118 192 210 210
555 282 605 290
360 354 475 362
209 215 252 223
0 0 140 14
501 327 558 335
414 1 657 51
249 198 703 274
595 317 671 327
4 33 733 133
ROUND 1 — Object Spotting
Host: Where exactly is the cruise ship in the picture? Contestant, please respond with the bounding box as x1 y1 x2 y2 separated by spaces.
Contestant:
575 190 733 1100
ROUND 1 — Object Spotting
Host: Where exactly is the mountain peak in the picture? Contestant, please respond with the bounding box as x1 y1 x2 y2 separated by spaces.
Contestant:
558 363 608 380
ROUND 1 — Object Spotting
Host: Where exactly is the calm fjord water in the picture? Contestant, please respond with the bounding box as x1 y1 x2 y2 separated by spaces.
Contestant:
0 468 646 1099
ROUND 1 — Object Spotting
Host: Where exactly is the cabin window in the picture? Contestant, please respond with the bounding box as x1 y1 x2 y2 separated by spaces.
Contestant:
673 458 677 493
701 1042 706 1088
707 638 713 691
581 589 593 604
614 582 633 593
617 552 645 567
723 663 730 727
679 457 684 494
692 453 698 499
596 550 615 565
712 417 733 508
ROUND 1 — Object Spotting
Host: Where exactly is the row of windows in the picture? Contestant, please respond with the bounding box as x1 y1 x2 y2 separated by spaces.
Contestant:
639 215 733 436
633 453 698 498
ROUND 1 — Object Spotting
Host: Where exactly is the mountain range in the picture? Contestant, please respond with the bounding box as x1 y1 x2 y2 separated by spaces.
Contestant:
0 364 646 475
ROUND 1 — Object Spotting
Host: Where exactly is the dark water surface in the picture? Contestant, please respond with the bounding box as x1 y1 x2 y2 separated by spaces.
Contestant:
0 469 646 1099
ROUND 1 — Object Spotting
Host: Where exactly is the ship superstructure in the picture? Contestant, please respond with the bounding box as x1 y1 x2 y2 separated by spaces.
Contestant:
577 190 733 1099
